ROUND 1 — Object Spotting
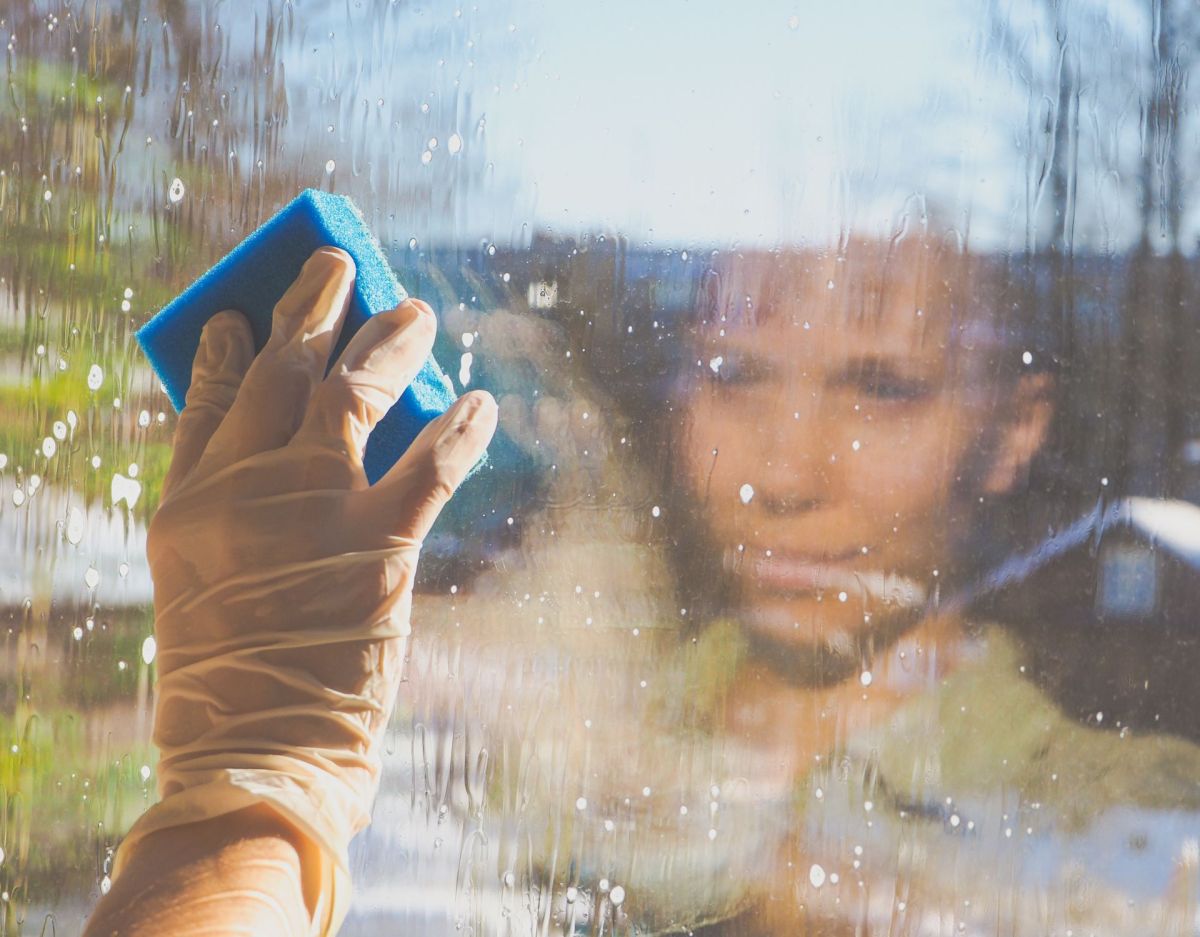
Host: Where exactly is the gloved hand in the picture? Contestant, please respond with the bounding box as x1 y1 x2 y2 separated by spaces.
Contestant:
111 247 496 936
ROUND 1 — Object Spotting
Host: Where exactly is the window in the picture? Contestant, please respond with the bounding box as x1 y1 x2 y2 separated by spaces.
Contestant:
3 1 1199 935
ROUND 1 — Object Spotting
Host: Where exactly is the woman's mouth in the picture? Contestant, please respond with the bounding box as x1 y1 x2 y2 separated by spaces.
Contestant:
723 547 928 608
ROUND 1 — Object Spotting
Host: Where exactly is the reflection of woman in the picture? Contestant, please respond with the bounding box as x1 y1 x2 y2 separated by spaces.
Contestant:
558 236 1200 935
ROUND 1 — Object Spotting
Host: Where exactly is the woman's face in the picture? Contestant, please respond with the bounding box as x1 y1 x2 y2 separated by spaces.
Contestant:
678 248 1044 671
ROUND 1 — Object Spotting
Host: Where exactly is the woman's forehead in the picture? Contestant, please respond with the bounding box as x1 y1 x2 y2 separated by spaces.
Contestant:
702 244 988 357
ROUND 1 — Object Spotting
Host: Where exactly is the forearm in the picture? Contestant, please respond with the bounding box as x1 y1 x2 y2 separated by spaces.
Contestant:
83 805 318 937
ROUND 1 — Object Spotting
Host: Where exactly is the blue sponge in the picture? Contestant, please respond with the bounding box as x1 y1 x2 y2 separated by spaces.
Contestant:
137 189 467 485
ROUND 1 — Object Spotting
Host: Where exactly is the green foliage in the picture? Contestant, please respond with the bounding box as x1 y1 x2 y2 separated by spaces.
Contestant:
0 704 153 924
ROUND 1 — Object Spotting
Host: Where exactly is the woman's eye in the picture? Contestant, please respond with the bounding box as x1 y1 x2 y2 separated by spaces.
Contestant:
858 376 931 402
705 355 765 390
830 363 934 403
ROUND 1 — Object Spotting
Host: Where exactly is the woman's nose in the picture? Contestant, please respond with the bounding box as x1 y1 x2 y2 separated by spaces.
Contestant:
751 406 834 514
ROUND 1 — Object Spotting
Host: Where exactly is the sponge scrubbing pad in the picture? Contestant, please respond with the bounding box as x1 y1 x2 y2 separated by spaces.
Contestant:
136 189 459 484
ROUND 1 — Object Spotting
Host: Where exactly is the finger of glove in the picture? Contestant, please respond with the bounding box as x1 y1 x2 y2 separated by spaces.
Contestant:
350 391 497 545
195 248 356 476
161 310 255 501
292 299 437 461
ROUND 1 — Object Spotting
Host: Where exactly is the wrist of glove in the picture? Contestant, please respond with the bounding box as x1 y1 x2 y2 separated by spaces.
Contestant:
111 249 495 936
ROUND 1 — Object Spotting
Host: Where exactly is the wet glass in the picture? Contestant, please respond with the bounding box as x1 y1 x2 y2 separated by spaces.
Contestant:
3 0 1200 935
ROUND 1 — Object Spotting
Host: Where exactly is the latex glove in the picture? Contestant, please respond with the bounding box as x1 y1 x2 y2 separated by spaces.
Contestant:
111 247 496 936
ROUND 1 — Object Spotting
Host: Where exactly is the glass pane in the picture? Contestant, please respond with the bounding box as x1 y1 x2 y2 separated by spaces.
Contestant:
4 0 1199 935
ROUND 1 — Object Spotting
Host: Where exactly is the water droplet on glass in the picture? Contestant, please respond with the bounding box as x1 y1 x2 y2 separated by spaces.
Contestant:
1022 350 1033 365
860 670 873 687
739 483 754 504
100 876 111 895
576 796 588 810
459 351 474 386
565 886 578 903
461 332 475 348
809 864 826 888
84 566 100 589
168 178 185 203
708 355 723 374
447 132 463 154
610 885 626 906
42 437 56 458
651 505 661 518
325 159 336 174
66 507 84 545
112 473 142 509
140 765 151 782
87 364 104 391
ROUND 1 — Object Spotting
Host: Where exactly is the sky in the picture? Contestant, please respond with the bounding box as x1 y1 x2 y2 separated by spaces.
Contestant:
272 0 1170 251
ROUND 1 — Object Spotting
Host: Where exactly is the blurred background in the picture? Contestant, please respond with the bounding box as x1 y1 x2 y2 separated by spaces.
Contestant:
2 1 1200 934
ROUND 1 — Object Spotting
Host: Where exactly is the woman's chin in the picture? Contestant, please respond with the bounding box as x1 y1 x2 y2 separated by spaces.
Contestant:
728 587 928 687
737 593 868 650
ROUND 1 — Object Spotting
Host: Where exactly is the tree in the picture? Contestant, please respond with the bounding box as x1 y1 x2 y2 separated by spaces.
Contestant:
987 0 1200 500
